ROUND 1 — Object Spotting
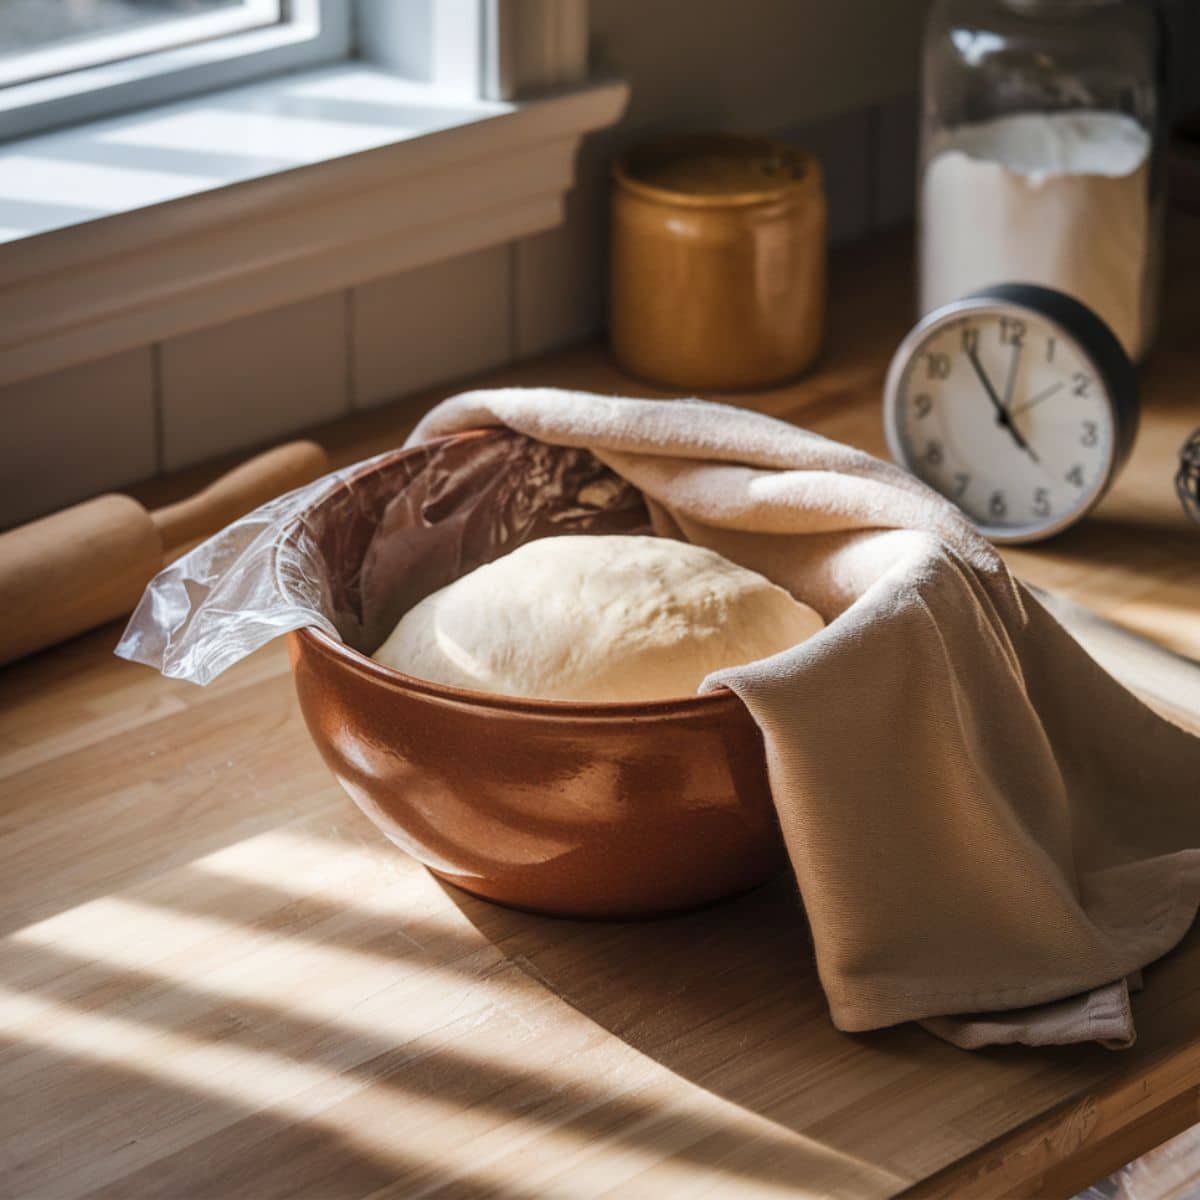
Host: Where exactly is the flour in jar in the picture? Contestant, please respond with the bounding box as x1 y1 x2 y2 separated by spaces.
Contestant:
920 111 1152 359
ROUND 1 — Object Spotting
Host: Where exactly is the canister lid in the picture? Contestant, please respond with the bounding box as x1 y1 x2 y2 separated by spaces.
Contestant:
614 133 819 207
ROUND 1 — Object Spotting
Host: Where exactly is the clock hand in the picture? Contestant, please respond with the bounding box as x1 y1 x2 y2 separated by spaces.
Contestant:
965 345 1041 464
964 344 1014 427
1002 339 1023 412
1010 380 1064 418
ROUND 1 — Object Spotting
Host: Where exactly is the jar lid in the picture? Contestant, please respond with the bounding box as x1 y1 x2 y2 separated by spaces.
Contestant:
613 133 819 207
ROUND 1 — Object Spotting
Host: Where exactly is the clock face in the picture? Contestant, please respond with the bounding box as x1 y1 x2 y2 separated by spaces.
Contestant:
885 301 1118 542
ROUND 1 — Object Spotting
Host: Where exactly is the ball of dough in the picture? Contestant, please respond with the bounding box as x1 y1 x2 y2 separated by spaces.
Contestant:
372 535 824 703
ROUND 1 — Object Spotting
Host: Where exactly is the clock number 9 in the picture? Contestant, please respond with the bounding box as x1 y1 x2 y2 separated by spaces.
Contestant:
989 490 1008 519
914 392 933 419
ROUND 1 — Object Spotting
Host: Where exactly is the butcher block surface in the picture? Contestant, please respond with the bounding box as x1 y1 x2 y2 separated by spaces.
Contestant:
3 223 1199 1199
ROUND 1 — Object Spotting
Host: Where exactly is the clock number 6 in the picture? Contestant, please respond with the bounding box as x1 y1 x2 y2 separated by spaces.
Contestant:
989 490 1008 519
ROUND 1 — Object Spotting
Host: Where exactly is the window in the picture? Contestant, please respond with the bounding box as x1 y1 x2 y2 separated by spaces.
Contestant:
0 0 619 395
0 2 591 143
0 2 287 89
0 0 350 141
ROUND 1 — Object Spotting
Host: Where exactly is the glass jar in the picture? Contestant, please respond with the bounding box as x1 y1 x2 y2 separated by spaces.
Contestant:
918 0 1165 361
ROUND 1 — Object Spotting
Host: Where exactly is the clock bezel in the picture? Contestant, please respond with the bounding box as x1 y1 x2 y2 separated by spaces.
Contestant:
883 290 1135 545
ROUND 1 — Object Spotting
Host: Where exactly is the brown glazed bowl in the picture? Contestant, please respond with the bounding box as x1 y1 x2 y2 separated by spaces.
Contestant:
286 435 785 919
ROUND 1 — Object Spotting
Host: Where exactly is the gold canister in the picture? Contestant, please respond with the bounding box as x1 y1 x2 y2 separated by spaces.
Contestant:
610 133 826 391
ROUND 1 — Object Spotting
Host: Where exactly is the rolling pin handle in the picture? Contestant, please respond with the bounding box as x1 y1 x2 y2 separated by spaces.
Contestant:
150 440 329 552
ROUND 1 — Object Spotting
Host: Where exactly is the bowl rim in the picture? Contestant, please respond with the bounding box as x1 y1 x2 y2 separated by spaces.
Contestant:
287 430 743 718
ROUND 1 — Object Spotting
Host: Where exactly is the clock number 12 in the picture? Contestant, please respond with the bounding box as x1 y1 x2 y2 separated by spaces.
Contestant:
1000 318 1025 347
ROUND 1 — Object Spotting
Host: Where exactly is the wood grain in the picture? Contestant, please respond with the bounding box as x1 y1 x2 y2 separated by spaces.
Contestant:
0 441 329 669
3 220 1198 1200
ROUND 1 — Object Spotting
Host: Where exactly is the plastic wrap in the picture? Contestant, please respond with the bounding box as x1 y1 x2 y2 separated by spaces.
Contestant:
116 429 650 685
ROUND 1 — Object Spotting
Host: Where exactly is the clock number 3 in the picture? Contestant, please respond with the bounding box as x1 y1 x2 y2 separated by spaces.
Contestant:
1080 420 1098 446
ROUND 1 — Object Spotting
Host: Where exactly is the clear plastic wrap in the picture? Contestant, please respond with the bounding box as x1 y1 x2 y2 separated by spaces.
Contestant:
116 429 650 685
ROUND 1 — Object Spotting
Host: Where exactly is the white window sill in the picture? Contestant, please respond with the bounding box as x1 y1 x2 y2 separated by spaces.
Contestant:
0 64 628 389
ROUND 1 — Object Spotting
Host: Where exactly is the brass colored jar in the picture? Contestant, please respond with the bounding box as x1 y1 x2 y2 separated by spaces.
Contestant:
611 133 826 391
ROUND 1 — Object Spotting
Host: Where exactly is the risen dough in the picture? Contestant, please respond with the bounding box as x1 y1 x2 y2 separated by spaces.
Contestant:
373 535 824 703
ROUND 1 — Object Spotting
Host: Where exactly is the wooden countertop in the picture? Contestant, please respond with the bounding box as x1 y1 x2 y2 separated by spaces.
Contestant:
3 224 1199 1200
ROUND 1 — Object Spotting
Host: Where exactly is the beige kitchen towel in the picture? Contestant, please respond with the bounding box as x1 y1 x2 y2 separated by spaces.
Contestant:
408 387 1200 1050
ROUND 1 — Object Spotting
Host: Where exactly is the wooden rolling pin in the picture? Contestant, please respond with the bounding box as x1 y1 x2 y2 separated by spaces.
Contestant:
0 440 329 667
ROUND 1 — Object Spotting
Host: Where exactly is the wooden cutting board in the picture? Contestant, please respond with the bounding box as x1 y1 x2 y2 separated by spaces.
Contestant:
3 225 1198 1200
1035 585 1200 734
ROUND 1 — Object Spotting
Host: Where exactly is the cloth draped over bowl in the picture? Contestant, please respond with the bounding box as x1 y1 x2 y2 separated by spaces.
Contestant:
117 387 1200 1051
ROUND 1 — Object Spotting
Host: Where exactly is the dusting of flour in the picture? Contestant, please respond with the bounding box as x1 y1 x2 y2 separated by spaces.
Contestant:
373 535 825 703
920 110 1151 358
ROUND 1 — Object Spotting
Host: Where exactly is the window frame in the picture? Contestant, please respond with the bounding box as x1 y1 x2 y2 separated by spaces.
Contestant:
0 0 352 142
0 0 615 392
0 0 589 144
354 0 588 99
0 1 286 90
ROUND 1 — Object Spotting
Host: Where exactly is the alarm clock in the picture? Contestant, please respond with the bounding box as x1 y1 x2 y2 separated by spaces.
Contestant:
883 284 1139 544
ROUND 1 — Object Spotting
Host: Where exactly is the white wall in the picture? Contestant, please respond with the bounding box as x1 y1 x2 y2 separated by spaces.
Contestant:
3 1 932 527
590 0 927 134
514 0 928 361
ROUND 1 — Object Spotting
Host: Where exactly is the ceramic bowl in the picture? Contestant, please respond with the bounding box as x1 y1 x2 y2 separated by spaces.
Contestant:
286 435 785 918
